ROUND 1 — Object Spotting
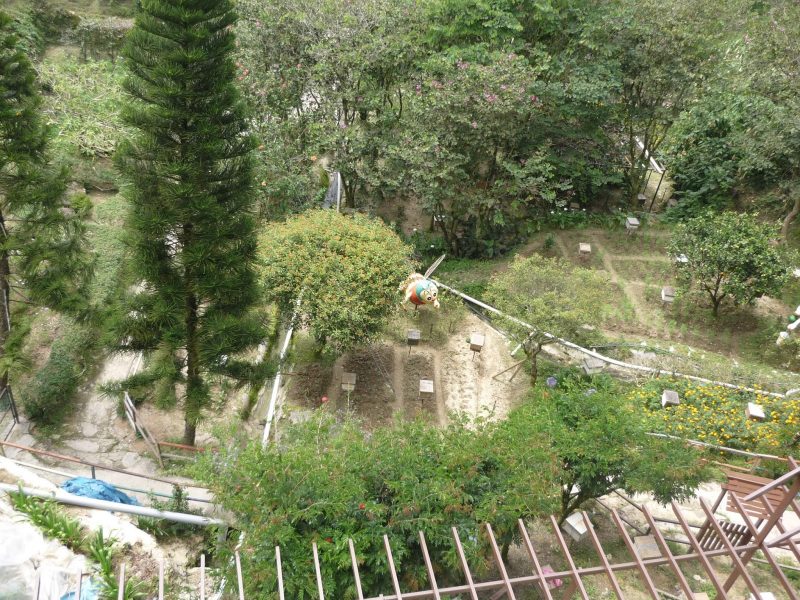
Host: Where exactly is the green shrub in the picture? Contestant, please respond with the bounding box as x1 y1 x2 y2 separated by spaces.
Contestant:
76 17 130 63
544 207 588 229
69 192 94 218
30 0 80 43
19 322 98 425
10 491 85 552
8 10 44 58
137 485 204 540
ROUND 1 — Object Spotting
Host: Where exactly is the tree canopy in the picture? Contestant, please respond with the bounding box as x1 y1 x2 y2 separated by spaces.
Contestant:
198 413 558 599
486 254 611 384
669 212 791 316
0 10 91 401
259 210 412 353
519 373 710 522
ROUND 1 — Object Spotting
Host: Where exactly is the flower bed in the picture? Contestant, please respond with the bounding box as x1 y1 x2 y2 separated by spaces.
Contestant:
632 379 800 455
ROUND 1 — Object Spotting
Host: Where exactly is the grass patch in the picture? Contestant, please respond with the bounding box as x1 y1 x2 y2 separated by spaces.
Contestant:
601 282 639 327
6 0 137 19
586 229 670 256
39 52 127 188
435 255 509 299
87 193 132 308
610 257 674 285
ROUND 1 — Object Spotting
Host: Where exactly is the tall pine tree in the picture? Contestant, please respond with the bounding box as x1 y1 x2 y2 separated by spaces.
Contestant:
115 0 265 445
0 12 91 403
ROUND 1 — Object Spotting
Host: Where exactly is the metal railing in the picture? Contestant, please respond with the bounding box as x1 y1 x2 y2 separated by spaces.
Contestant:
0 439 212 504
0 386 19 441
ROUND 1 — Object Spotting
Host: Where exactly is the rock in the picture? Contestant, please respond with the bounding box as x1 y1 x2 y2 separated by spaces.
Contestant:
84 400 113 423
0 457 59 490
95 438 119 453
78 511 164 561
288 410 313 425
64 439 100 454
3 434 37 460
15 434 37 449
121 452 140 469
81 422 98 437
65 181 87 197
630 350 658 363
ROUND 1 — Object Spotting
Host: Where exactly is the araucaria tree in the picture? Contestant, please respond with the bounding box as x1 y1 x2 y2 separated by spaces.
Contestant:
670 212 790 317
115 0 265 445
0 12 91 399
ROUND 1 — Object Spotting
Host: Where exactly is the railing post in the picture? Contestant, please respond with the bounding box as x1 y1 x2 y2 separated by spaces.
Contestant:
8 388 19 423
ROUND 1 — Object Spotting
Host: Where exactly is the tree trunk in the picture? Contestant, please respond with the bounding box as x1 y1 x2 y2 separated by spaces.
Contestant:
781 194 800 242
709 289 726 317
501 541 510 564
343 175 356 208
559 490 588 525
529 344 541 386
707 276 725 317
184 289 200 446
0 212 12 398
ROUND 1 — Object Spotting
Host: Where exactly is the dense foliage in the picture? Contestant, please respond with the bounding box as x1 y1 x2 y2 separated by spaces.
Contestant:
199 414 559 599
259 210 412 353
523 373 710 521
18 322 96 425
669 212 791 316
663 0 800 228
486 254 611 383
234 0 662 257
113 0 266 445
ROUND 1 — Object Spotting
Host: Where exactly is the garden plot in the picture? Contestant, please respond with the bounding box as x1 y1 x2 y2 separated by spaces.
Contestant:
335 345 397 428
277 309 527 431
401 351 439 422
428 226 800 392
438 314 528 421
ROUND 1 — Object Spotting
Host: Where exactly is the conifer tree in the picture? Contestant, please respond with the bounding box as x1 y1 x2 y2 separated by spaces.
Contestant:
0 12 91 402
115 0 265 445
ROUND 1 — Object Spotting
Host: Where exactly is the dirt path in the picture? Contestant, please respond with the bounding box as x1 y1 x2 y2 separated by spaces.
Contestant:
552 234 571 260
612 254 671 263
392 347 405 416
432 351 447 426
5 352 210 506
587 232 654 328
438 313 528 421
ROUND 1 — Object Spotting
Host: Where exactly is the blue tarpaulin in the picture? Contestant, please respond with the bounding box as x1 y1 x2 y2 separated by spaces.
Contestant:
60 578 101 600
60 477 139 505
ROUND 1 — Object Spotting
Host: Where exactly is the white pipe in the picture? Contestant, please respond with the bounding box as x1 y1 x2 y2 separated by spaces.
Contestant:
336 172 342 213
0 483 226 526
635 137 664 174
645 432 788 462
260 326 294 447
261 296 302 447
433 279 786 398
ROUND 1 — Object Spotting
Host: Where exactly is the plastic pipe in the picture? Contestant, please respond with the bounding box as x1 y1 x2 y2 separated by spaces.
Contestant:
0 483 225 526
